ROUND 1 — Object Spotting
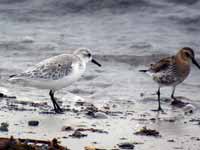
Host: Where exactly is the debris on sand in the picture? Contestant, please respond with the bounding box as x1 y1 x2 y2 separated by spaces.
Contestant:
15 100 49 108
76 128 108 134
85 105 99 116
91 112 108 119
189 118 200 122
183 104 196 114
84 104 108 119
117 142 135 149
61 126 108 134
191 137 200 141
75 101 121 118
131 118 148 122
69 130 87 138
0 123 9 132
84 146 97 150
28 120 39 126
132 142 144 145
69 127 108 138
0 136 69 150
21 36 35 43
167 139 175 142
189 118 200 125
61 126 74 131
75 101 95 107
134 126 161 137
163 118 176 123
0 93 16 99
84 146 119 150
171 99 188 108
119 137 127 140
5 99 51 112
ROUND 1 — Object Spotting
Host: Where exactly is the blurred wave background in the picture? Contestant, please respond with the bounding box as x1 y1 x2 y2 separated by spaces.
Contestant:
0 0 199 104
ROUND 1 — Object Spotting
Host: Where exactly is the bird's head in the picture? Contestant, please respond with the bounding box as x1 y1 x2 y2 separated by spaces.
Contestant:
179 47 200 69
74 48 101 67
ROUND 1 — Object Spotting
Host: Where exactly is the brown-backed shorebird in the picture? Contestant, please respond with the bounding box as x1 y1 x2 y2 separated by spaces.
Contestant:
140 47 200 111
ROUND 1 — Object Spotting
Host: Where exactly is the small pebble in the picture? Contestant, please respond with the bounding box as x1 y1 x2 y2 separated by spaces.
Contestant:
118 142 135 149
168 139 175 142
0 122 9 131
183 104 196 114
84 146 97 150
21 36 35 43
61 126 74 131
70 130 87 138
94 112 108 119
28 120 39 126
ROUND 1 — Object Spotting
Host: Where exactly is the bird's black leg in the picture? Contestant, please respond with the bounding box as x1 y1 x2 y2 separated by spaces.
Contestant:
152 87 164 112
171 86 186 107
49 90 63 113
157 87 162 111
171 86 176 101
49 90 57 111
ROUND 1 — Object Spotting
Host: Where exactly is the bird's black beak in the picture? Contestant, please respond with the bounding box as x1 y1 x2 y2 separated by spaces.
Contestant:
191 57 200 69
91 59 101 67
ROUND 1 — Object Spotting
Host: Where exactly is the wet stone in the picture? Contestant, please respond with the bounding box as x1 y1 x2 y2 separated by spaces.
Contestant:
163 118 176 123
0 136 69 150
191 137 200 141
61 126 74 131
168 139 175 142
93 112 108 119
0 122 9 132
183 104 196 114
69 130 87 138
134 126 161 137
120 137 127 140
0 93 4 97
76 128 108 134
149 118 156 122
28 120 39 126
84 146 97 150
171 100 188 108
118 142 135 149
189 118 200 125
0 93 16 99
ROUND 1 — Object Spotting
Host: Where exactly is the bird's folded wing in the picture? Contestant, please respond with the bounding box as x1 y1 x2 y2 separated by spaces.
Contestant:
150 56 174 73
19 54 74 80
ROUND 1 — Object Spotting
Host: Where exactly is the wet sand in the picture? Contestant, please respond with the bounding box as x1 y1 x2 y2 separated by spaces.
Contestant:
0 63 200 149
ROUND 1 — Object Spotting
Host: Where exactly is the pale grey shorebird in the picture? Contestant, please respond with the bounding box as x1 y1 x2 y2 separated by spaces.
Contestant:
9 48 101 113
139 47 200 111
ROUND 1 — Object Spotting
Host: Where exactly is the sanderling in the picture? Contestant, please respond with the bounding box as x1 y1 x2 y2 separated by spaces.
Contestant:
139 47 200 111
9 48 101 113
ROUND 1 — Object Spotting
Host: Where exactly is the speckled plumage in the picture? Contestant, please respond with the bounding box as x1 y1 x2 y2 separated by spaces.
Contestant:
9 52 87 90
150 56 186 87
9 48 101 113
20 54 74 81
140 47 200 111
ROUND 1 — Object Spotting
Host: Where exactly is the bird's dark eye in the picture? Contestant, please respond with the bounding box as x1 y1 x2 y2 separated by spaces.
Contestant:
88 53 91 57
185 52 190 57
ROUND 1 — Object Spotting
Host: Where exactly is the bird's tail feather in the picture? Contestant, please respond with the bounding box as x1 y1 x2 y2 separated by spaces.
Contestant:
139 69 148 73
139 69 154 77
8 74 25 83
9 74 17 78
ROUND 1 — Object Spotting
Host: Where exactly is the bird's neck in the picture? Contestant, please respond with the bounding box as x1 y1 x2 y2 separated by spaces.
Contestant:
175 53 191 77
76 55 89 64
76 56 87 70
